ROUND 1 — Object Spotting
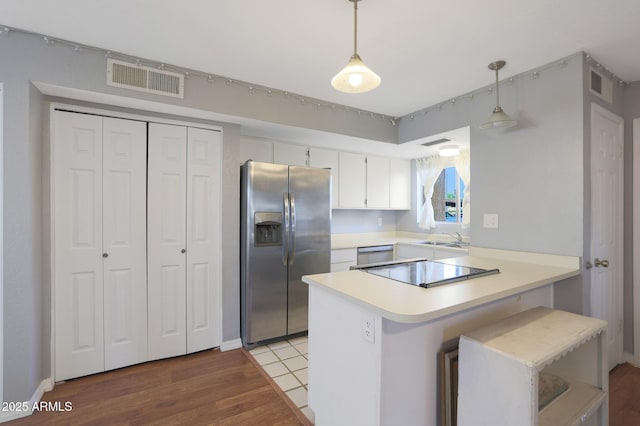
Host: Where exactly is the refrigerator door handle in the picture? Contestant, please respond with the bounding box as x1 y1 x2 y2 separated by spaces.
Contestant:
283 192 290 266
290 192 296 265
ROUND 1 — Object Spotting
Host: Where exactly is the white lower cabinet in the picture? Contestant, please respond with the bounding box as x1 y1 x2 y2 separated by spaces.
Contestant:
53 111 221 380
147 123 222 360
54 111 148 380
330 248 358 272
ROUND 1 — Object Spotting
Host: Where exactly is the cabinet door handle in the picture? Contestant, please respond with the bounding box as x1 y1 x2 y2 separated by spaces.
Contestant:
102 253 109 258
181 248 186 254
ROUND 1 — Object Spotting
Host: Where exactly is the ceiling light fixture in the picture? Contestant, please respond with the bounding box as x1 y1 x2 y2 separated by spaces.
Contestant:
439 145 460 157
331 0 380 94
480 60 517 130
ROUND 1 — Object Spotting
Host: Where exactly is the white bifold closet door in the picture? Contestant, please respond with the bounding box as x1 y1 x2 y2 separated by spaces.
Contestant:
54 111 147 380
147 123 221 360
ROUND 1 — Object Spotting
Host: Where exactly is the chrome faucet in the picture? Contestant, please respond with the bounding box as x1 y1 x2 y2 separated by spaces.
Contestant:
448 232 463 243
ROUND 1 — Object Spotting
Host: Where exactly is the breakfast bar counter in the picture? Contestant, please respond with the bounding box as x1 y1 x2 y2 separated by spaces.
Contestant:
302 247 581 426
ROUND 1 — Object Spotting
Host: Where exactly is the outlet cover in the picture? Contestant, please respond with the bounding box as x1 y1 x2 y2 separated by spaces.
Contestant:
362 318 375 343
484 213 499 229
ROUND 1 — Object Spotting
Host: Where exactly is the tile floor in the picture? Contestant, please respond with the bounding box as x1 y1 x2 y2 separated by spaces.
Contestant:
248 336 314 423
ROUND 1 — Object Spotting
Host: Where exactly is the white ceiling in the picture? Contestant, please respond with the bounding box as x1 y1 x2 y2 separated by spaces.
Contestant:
1 0 639 119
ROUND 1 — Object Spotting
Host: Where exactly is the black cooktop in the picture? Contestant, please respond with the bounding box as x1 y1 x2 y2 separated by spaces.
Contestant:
360 259 500 288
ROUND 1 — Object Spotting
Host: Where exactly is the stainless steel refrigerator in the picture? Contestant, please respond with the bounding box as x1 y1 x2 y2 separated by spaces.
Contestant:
241 160 331 348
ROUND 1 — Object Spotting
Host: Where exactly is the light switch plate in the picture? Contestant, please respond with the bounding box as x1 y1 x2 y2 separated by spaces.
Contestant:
484 213 499 229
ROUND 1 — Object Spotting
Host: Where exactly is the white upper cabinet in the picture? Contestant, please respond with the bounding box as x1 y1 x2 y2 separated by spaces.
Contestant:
265 141 411 210
309 147 340 209
274 142 308 166
339 152 367 208
366 156 390 209
389 159 411 210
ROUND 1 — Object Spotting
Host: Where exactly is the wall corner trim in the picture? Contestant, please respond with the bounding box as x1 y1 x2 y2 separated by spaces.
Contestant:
0 377 54 423
220 338 243 352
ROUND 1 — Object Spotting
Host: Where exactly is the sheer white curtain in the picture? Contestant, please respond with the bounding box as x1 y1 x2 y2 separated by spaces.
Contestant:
416 156 448 229
454 149 471 227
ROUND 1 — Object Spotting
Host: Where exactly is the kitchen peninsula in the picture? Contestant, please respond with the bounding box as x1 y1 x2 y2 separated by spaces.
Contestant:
302 247 581 426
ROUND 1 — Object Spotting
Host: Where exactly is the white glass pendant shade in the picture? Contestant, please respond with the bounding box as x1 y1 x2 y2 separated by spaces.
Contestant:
332 54 381 93
480 106 518 129
481 60 517 130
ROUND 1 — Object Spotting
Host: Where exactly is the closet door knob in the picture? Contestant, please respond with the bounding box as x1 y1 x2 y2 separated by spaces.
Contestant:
181 249 186 254
102 253 109 258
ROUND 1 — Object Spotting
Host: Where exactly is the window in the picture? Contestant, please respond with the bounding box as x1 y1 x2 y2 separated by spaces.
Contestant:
417 166 465 224
416 150 470 229
436 167 464 223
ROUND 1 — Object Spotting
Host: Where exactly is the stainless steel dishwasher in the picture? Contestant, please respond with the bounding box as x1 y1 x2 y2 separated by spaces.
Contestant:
357 245 394 265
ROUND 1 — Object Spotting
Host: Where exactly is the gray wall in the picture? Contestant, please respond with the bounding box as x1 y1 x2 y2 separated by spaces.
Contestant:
398 55 585 255
397 54 637 351
2 28 638 403
0 30 396 403
397 55 586 315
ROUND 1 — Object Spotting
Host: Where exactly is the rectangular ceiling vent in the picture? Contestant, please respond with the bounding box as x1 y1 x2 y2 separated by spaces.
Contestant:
421 138 451 148
107 59 184 99
589 67 613 105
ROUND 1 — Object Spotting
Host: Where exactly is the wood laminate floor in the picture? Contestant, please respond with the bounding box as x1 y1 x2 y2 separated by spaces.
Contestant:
7 353 640 425
610 363 640 426
7 348 308 426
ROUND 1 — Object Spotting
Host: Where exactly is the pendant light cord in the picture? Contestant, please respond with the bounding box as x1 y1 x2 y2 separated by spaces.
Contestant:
494 68 500 108
353 0 358 56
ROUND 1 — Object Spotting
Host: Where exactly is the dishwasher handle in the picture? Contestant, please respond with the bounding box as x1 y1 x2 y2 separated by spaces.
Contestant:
357 245 394 254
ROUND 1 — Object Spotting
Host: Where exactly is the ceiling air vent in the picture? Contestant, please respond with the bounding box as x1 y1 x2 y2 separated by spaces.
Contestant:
107 59 184 98
421 138 451 148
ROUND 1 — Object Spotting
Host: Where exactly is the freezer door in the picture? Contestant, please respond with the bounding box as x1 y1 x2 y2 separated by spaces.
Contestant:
241 161 289 345
287 166 331 334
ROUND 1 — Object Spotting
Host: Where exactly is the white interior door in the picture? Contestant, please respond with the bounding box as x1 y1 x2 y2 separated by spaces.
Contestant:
54 111 105 380
186 128 221 353
148 123 188 361
102 117 148 370
590 103 623 370
633 118 640 366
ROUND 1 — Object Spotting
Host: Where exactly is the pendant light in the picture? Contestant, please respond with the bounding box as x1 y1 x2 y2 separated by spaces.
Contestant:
480 60 517 129
331 0 381 93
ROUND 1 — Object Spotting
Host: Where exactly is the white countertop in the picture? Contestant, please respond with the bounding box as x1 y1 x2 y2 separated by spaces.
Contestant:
303 247 581 324
331 231 470 254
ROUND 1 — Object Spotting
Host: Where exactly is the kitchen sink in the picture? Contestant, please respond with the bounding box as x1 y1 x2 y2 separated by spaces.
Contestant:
419 241 470 248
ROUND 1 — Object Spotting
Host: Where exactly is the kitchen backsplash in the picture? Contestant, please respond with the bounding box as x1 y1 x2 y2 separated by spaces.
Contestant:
331 210 397 234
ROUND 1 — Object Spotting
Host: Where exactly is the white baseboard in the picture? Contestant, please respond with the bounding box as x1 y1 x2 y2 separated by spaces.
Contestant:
623 351 640 368
0 377 53 423
220 338 242 352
